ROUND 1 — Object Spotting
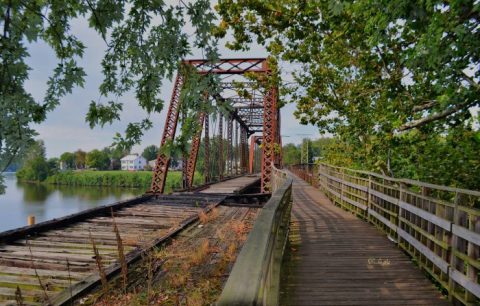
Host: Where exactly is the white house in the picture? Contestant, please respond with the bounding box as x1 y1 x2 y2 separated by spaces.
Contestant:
148 159 183 171
121 154 147 171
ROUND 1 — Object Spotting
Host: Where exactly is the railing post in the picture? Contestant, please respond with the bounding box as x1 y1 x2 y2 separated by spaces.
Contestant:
367 175 372 222
448 191 459 302
397 183 405 246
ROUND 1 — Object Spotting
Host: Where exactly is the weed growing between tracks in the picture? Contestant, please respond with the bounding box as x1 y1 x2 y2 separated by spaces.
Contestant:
87 206 258 305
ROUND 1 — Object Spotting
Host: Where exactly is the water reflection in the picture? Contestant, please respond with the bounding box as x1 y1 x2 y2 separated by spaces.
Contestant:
18 182 53 203
0 173 143 232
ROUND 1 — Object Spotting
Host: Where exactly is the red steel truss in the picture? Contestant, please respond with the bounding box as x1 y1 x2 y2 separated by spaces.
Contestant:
150 74 184 194
150 58 280 194
249 136 263 174
218 113 224 180
185 111 205 188
226 116 233 175
261 87 278 193
204 114 210 183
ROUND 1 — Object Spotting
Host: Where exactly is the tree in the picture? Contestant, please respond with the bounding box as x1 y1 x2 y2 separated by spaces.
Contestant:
74 150 86 170
282 144 300 166
216 1 480 188
142 145 159 162
86 149 110 170
47 157 60 174
1 0 220 193
59 152 75 170
16 157 50 182
102 146 129 170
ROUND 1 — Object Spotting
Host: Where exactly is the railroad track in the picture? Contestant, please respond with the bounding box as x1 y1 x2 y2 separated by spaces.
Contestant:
0 192 229 305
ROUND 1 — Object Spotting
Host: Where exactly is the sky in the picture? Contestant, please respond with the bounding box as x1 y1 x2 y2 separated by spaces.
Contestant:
24 10 320 158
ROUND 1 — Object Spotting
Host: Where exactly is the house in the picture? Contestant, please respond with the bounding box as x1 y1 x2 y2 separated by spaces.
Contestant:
148 160 156 169
148 159 183 171
121 154 147 171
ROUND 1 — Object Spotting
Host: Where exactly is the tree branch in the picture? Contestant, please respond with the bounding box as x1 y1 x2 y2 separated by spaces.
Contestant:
398 100 477 131
412 100 437 112
462 71 480 92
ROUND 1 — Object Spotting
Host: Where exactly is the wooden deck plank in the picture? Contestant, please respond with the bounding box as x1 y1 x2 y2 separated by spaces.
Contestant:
0 177 251 304
280 175 451 306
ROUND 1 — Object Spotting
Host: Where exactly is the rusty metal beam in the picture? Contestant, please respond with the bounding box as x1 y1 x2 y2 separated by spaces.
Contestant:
249 136 255 174
227 116 233 175
219 112 224 179
150 73 184 194
240 128 248 174
261 86 278 193
185 112 206 188
204 114 210 183
185 58 268 75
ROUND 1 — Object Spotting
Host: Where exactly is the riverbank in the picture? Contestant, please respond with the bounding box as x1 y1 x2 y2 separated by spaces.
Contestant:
41 170 202 191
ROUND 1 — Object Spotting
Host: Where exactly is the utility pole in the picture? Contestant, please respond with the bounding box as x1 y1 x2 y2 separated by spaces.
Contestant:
297 134 312 165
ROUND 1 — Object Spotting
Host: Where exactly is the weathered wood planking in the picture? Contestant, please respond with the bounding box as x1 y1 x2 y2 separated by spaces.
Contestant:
0 195 222 305
313 162 480 305
0 175 262 305
200 175 260 194
280 176 450 306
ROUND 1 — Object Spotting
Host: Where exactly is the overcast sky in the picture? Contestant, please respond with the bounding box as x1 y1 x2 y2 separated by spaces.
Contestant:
24 10 320 158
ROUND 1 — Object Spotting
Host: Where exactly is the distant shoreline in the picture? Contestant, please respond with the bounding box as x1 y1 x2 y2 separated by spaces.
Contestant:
16 170 202 191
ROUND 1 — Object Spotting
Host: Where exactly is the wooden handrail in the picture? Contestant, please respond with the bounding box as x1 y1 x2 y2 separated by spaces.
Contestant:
290 163 480 305
217 166 293 305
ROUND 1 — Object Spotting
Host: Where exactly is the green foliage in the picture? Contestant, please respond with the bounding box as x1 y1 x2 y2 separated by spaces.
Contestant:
60 152 75 169
74 150 87 169
86 149 110 170
15 140 54 182
1 0 219 192
217 0 480 189
142 145 159 162
16 157 50 182
47 158 60 174
46 170 202 192
282 144 300 166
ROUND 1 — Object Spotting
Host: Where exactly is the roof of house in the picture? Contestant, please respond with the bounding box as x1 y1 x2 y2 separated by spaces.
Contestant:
120 154 145 161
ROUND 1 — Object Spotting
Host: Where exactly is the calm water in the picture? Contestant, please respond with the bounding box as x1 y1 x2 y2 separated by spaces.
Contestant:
0 173 144 232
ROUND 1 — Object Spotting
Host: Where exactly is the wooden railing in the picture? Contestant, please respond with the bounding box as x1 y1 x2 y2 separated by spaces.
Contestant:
291 163 480 305
217 166 293 305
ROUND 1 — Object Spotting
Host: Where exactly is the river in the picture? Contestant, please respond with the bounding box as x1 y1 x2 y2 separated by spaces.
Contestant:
0 173 144 232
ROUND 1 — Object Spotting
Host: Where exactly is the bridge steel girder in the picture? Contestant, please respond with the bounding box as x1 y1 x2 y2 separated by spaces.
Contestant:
185 111 206 188
218 113 224 180
150 73 183 194
204 114 210 183
185 58 268 75
240 127 248 174
249 136 262 174
261 86 278 193
226 117 233 175
151 58 278 194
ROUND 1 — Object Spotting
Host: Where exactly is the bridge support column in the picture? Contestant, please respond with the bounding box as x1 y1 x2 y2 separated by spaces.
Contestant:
150 73 184 194
185 111 206 188
218 113 224 180
261 86 278 193
227 116 233 176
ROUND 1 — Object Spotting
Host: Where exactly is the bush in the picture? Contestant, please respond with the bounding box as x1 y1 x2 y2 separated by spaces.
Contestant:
45 170 203 191
16 157 50 182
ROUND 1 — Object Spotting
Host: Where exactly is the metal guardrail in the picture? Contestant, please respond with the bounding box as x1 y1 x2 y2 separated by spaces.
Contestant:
217 166 293 306
291 163 480 306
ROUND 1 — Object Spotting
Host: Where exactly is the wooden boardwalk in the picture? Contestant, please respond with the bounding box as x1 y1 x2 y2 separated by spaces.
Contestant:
200 175 259 194
280 175 451 306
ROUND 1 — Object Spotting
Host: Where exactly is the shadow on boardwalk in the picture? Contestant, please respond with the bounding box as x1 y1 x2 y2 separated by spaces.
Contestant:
280 175 451 306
